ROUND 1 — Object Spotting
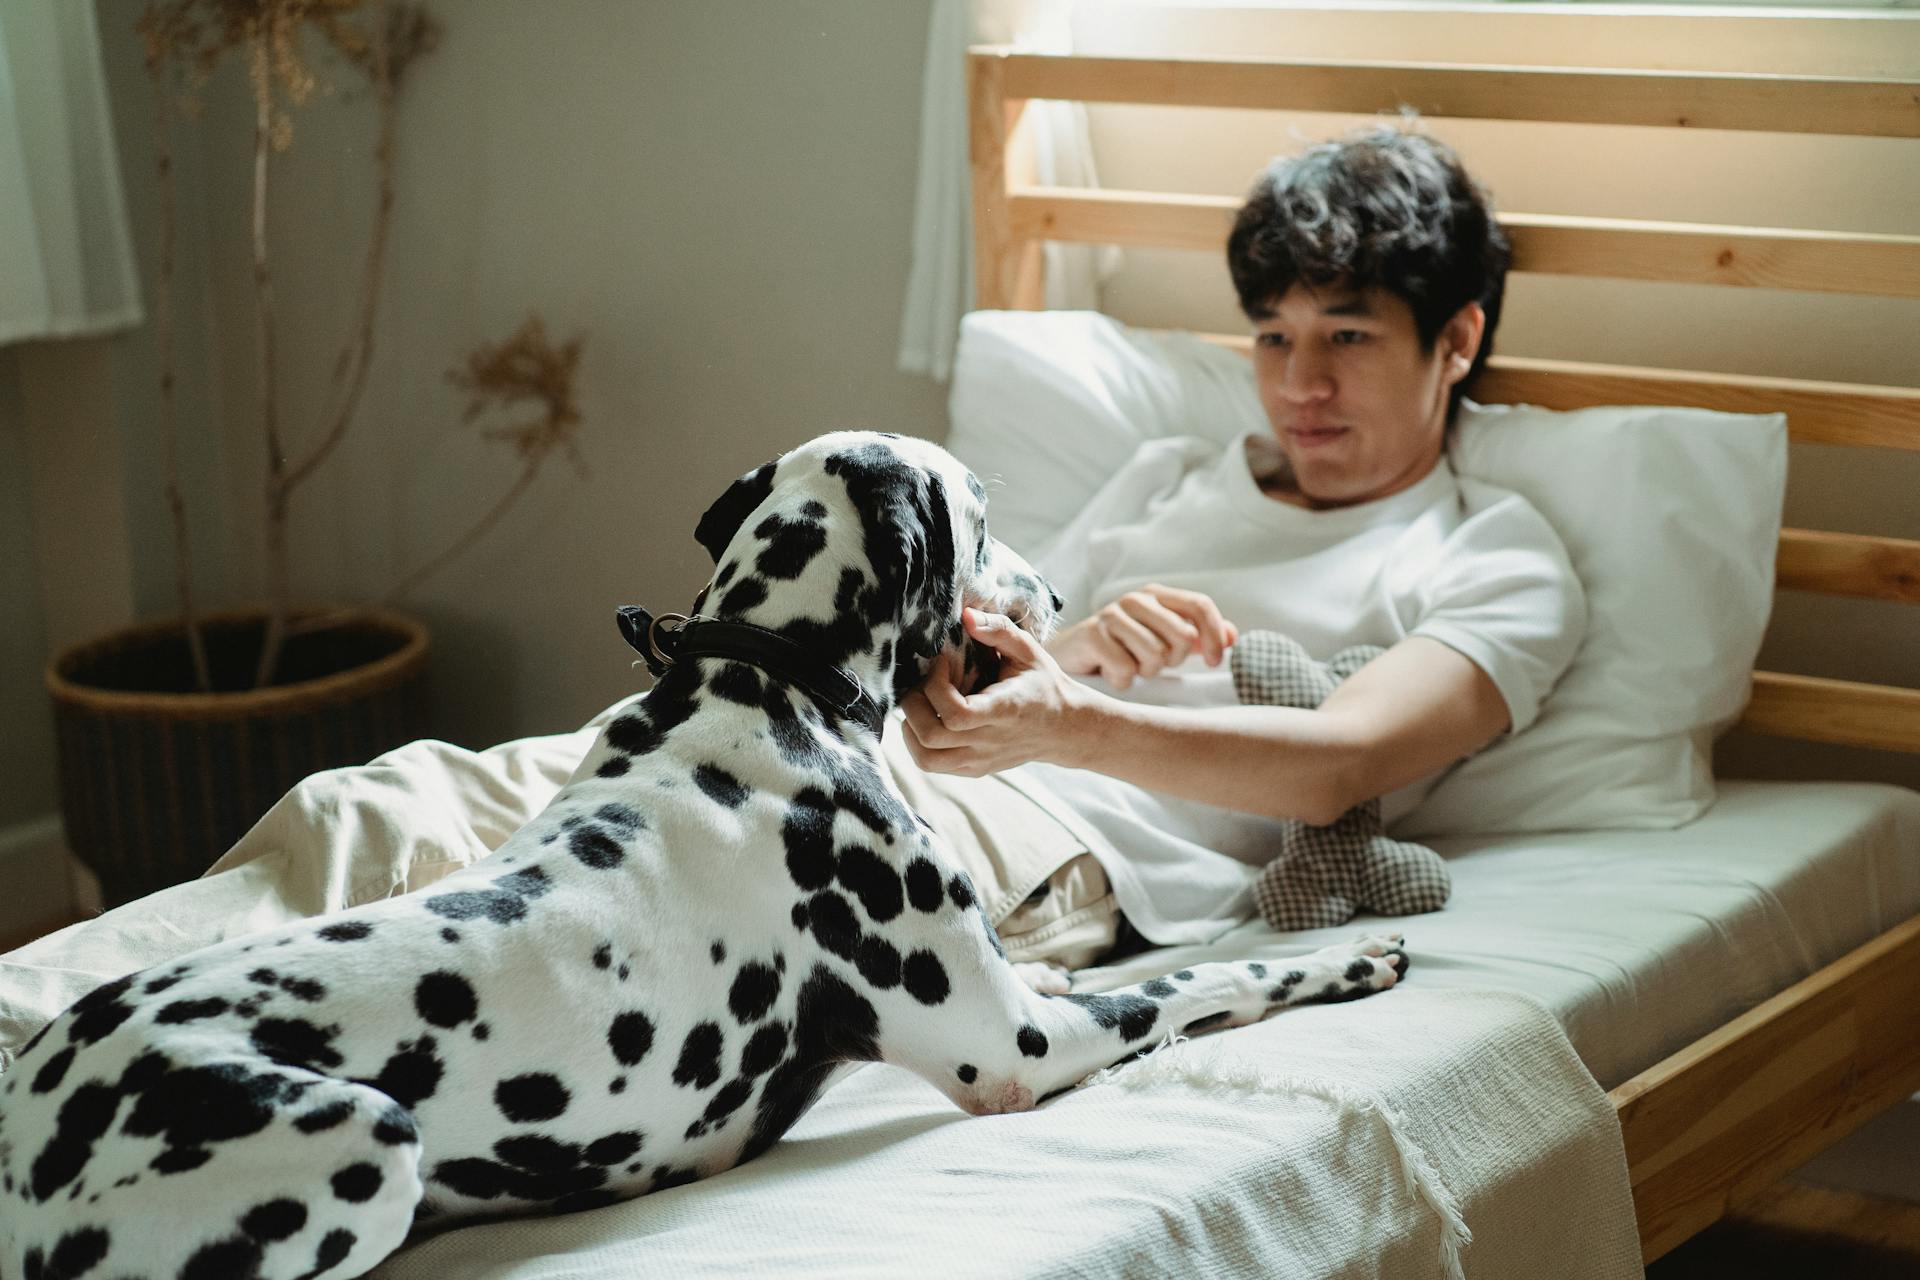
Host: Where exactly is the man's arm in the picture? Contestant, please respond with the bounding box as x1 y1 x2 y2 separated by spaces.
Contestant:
902 611 1508 826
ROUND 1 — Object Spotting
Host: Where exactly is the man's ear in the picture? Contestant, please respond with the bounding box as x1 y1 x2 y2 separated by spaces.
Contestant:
693 461 776 564
1441 302 1485 387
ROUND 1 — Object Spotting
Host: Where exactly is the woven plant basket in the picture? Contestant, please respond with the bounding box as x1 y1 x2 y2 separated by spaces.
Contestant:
46 607 429 908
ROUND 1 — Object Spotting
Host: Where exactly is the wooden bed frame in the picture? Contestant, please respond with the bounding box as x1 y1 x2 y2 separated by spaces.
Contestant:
965 46 1920 1264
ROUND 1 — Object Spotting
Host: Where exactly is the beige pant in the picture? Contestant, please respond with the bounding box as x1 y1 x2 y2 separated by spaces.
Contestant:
880 726 1119 970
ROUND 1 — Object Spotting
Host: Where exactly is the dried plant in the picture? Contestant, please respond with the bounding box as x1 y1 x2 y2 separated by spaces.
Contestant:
137 0 586 688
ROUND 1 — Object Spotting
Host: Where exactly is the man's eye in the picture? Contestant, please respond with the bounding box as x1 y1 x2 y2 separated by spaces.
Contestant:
1332 330 1369 345
1256 332 1289 349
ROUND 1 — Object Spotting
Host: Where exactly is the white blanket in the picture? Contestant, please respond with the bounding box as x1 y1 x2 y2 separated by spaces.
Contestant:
1 711 1640 1279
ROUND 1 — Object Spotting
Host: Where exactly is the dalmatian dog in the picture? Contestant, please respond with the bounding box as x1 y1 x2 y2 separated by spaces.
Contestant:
0 431 1406 1280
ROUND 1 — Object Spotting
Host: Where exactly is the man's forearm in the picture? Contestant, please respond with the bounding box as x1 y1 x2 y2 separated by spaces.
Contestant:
1054 697 1364 826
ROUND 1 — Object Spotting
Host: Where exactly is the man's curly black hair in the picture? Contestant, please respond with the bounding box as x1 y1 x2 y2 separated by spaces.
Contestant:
1226 123 1511 423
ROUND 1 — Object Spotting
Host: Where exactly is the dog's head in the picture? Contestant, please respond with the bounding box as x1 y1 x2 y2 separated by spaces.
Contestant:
692 431 1059 717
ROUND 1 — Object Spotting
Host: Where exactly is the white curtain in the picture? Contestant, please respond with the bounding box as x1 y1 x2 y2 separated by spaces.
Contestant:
0 0 142 346
897 0 1117 381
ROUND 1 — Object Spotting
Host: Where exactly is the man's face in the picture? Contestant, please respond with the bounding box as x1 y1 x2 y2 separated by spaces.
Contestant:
1250 284 1481 509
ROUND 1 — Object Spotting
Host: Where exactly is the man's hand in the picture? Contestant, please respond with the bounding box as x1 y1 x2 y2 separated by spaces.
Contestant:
1045 584 1239 690
901 609 1093 777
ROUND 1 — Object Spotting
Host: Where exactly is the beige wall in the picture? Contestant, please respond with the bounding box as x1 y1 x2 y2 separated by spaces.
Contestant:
60 0 947 754
1074 2 1920 791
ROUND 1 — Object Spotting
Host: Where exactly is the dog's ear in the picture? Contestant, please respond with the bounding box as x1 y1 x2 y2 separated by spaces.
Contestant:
694 460 776 564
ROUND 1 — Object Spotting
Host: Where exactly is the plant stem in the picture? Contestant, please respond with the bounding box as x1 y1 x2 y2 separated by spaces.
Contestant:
149 53 212 693
287 0 393 493
251 27 290 689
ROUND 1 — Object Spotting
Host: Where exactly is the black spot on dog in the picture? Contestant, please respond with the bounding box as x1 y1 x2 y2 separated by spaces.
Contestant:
1174 969 1195 981
901 950 950 1006
781 789 838 889
1140 978 1177 998
414 972 478 1028
740 1022 788 1076
854 935 902 989
242 1197 308 1242
718 576 769 616
248 968 278 985
178 1236 263 1280
331 1161 384 1203
567 826 626 870
1247 962 1268 979
804 891 860 959
752 512 829 580
250 1017 343 1071
711 661 765 706
23 1226 110 1280
314 1228 357 1273
151 1145 211 1175
609 1011 655 1067
154 997 230 1026
946 874 976 911
835 846 904 921
1016 1025 1050 1058
29 1046 76 1095
295 1101 353 1134
728 963 781 1024
118 1062 286 1181
584 1130 644 1166
280 976 326 1002
710 941 726 964
689 1077 755 1138
366 1036 443 1109
317 921 374 943
1061 992 1160 1041
957 1063 978 1083
495 1073 570 1122
694 764 749 809
802 499 829 519
597 755 631 778
595 803 644 832
65 976 135 1046
1344 958 1377 983
905 858 944 912
594 944 614 969
496 866 554 898
652 1163 700 1192
372 1104 417 1146
143 972 185 995
424 866 548 923
673 1023 725 1089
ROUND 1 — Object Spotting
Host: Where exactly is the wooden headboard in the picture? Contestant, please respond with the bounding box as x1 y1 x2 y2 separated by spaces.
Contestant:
966 47 1920 760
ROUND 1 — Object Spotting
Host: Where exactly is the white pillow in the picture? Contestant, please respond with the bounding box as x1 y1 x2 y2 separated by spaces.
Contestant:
945 310 1787 835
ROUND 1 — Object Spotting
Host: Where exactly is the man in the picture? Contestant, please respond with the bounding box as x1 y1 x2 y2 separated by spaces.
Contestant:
889 124 1585 965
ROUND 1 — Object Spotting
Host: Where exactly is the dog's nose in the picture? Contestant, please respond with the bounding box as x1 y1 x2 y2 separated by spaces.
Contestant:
1048 588 1064 613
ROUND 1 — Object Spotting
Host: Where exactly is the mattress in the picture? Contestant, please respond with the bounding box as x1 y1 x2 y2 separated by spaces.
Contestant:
1076 779 1920 1091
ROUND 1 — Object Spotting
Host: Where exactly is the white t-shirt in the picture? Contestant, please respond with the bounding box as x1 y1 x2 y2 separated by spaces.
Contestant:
1000 432 1587 945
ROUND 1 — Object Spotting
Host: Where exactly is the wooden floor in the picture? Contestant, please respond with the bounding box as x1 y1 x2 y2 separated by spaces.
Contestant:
5 916 1916 1274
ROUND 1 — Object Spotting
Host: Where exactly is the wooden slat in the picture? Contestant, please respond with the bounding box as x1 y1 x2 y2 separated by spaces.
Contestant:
1778 528 1920 604
969 55 1032 312
992 50 1920 138
1472 358 1920 452
1007 188 1920 299
1738 671 1920 754
1189 338 1920 453
1611 913 1920 1262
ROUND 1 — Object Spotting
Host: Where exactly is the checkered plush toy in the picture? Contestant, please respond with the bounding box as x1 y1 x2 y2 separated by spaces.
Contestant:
1231 631 1452 931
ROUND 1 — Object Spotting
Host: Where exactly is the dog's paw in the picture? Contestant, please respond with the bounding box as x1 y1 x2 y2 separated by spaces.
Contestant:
1011 961 1072 996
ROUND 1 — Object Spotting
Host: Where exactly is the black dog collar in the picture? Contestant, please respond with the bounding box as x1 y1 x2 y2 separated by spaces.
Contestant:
616 604 867 719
